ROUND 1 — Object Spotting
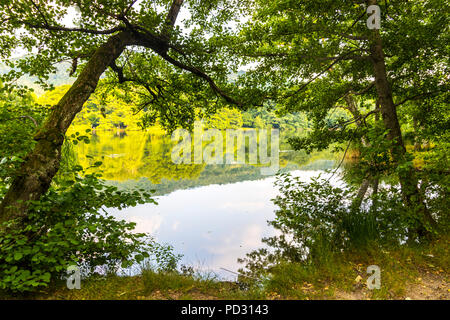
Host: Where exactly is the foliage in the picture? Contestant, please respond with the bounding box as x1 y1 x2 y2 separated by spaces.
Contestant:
0 83 46 158
0 0 250 133
230 0 449 239
0 85 179 294
234 0 448 145
203 107 243 129
37 83 313 132
0 84 47 196
239 173 411 277
0 164 158 292
0 0 448 299
37 84 143 131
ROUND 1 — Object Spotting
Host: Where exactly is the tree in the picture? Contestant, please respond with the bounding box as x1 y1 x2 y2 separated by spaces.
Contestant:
203 107 243 129
232 0 448 237
0 0 245 221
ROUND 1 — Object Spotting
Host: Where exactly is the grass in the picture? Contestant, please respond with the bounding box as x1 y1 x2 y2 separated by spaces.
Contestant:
260 236 449 300
2 236 448 300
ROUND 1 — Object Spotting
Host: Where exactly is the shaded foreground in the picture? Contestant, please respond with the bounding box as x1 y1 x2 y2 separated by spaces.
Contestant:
3 237 448 300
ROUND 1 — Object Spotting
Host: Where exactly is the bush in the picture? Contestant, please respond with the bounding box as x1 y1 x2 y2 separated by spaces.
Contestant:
0 166 156 292
239 173 410 276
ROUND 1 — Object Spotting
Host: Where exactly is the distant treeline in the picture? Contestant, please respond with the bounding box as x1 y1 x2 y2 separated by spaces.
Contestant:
36 84 350 132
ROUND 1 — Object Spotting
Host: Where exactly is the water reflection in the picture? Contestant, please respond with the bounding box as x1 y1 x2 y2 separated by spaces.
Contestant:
73 130 337 279
75 130 336 194
109 170 333 280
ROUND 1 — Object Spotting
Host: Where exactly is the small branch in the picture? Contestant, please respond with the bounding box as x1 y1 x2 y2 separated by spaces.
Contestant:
28 0 50 27
326 139 352 183
109 59 131 83
69 58 78 77
283 50 368 99
159 53 243 107
339 33 368 41
123 0 139 16
219 268 260 281
350 82 375 95
394 91 442 107
18 115 38 127
243 52 369 61
331 108 381 130
22 22 124 35
361 108 381 126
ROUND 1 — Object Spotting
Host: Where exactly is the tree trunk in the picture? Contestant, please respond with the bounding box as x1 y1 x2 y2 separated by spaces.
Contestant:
413 116 422 152
352 178 371 210
344 94 371 209
372 178 379 196
0 31 135 222
367 1 436 235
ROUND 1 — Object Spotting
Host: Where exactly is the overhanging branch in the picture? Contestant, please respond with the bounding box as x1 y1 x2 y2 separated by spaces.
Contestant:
22 22 125 35
394 90 443 107
159 52 243 107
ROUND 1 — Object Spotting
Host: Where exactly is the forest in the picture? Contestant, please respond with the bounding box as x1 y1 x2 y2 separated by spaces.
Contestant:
0 0 448 303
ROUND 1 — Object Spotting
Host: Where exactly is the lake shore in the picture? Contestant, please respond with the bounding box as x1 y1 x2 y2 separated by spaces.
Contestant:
5 236 448 301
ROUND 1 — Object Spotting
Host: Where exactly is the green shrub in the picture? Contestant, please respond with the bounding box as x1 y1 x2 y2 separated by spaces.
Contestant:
239 173 410 276
0 166 156 292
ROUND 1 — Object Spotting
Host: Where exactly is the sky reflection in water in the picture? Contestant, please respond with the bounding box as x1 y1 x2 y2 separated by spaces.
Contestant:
110 169 335 280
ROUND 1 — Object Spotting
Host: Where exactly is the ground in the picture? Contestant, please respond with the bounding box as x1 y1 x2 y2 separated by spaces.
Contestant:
2 237 448 300
333 272 449 300
404 273 449 300
32 264 450 300
33 268 448 300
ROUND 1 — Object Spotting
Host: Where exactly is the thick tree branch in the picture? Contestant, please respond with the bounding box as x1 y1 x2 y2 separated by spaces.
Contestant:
158 52 243 107
159 0 184 55
109 59 131 83
165 0 184 29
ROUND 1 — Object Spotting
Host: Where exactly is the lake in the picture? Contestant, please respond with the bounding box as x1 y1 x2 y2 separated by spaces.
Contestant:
74 129 338 280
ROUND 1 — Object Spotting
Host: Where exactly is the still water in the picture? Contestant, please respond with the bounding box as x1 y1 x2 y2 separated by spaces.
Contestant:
75 130 337 279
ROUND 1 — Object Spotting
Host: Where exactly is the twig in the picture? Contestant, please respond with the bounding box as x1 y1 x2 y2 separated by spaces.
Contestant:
326 139 352 183
18 115 38 127
220 268 260 281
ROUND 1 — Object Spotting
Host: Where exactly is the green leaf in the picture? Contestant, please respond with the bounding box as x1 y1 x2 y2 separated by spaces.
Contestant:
14 252 23 261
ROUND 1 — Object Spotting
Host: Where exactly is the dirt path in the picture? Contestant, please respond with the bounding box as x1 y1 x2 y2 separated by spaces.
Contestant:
404 273 449 300
334 271 449 300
